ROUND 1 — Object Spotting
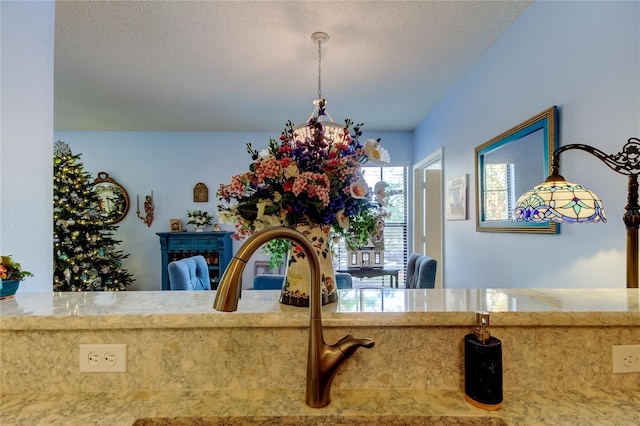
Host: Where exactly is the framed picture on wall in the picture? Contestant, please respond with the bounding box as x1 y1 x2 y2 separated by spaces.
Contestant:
169 218 182 232
446 175 467 221
193 182 209 202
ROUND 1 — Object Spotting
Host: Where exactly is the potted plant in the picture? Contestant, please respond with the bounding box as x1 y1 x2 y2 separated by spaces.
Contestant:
186 209 214 232
0 255 34 298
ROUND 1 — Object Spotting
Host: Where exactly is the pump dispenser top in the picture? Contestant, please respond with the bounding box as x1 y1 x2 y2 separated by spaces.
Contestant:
475 311 491 343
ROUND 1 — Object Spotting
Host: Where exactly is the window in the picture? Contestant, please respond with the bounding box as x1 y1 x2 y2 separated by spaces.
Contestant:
483 163 515 221
335 166 408 286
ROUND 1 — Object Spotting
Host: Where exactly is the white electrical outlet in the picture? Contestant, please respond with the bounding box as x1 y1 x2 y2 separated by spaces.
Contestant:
79 344 127 373
612 344 640 373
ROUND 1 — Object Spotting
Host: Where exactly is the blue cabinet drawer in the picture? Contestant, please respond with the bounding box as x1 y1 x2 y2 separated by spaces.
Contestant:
167 238 194 249
195 239 222 249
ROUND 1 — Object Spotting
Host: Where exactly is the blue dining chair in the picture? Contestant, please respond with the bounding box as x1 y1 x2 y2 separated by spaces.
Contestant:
167 255 211 290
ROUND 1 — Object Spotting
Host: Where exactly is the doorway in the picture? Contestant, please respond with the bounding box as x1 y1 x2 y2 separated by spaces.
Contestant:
412 148 443 288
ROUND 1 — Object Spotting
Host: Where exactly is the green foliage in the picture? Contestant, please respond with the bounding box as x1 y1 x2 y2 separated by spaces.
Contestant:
53 140 134 291
0 255 33 282
261 239 290 270
186 209 214 226
334 207 385 251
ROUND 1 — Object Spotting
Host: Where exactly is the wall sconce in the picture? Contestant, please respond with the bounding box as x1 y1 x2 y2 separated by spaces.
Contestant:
513 137 640 289
136 191 154 227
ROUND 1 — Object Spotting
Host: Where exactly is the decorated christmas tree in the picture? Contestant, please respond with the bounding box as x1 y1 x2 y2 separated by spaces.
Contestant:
53 140 134 291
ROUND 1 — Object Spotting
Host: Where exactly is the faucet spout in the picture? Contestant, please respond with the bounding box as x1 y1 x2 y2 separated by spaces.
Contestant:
213 226 375 408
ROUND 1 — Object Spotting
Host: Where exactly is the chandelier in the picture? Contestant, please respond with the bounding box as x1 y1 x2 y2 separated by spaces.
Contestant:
293 32 351 146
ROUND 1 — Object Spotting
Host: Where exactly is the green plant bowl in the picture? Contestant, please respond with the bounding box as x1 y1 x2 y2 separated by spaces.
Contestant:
0 279 20 298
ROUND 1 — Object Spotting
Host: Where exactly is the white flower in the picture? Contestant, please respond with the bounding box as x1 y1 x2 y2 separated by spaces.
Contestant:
256 200 269 219
284 163 299 179
350 178 370 200
258 149 273 159
218 210 235 224
252 215 282 232
336 209 350 230
363 139 390 164
374 181 389 206
261 215 283 227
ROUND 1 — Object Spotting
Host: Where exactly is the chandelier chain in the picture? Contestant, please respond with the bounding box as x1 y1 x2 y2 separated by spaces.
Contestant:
317 38 322 100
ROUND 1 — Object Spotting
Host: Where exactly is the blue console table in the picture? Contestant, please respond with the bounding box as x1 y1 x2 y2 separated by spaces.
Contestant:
156 232 233 290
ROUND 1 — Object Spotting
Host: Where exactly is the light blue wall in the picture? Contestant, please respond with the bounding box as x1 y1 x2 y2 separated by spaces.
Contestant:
55 130 412 290
0 1 55 293
414 1 640 288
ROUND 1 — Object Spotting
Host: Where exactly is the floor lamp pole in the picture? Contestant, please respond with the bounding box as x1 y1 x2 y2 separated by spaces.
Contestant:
624 175 639 288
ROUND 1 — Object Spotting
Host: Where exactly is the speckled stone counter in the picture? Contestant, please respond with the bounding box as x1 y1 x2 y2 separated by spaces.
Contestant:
1 289 639 425
2 288 638 329
3 389 640 425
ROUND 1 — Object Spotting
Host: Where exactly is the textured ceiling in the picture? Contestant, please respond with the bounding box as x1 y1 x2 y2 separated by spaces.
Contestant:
54 1 533 132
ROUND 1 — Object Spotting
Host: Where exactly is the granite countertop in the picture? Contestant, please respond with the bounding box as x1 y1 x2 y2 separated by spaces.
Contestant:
1 288 638 330
2 289 639 425
2 388 639 425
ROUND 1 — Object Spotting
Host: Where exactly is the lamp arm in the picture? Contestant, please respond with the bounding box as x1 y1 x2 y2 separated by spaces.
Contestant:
549 137 640 289
552 138 640 177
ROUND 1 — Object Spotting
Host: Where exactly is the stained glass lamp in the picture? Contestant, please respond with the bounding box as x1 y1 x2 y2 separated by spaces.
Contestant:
513 137 640 289
513 173 607 223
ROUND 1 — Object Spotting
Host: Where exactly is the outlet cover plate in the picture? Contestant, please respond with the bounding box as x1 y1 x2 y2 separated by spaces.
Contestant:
612 344 640 373
79 344 127 373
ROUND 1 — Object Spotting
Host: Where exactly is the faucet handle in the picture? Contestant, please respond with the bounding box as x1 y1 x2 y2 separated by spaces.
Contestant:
336 334 375 354
353 337 375 349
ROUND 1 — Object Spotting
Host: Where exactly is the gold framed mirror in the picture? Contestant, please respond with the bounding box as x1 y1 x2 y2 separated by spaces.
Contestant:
93 171 130 224
475 106 558 233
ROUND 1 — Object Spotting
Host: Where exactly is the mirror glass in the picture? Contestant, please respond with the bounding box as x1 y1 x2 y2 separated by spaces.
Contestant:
92 171 130 224
475 106 558 233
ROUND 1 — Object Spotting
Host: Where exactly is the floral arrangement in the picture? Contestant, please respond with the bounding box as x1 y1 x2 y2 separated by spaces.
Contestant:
217 115 390 249
186 209 214 227
0 255 34 282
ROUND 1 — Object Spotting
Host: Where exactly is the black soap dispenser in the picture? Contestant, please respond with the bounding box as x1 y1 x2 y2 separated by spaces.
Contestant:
464 311 503 410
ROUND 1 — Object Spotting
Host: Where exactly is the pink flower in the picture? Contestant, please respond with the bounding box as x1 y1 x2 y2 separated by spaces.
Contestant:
230 175 246 196
290 172 330 207
255 157 281 180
